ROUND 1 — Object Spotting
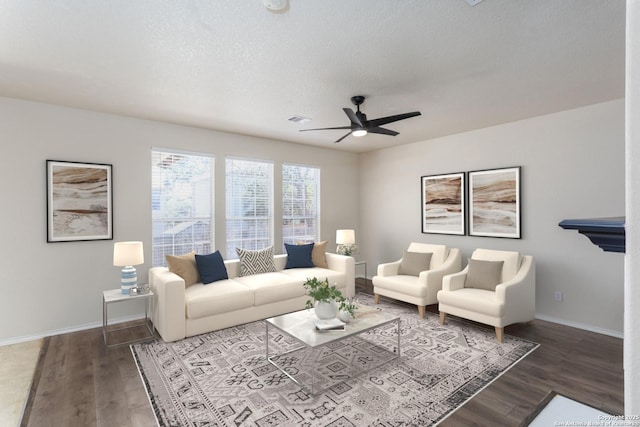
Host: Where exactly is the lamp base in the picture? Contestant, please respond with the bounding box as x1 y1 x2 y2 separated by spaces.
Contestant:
121 265 137 294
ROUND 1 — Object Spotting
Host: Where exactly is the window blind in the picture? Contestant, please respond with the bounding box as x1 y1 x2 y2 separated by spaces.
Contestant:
151 149 214 266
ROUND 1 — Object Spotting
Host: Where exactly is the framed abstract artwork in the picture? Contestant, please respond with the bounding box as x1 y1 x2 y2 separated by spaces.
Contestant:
468 166 521 239
421 172 465 235
46 160 113 242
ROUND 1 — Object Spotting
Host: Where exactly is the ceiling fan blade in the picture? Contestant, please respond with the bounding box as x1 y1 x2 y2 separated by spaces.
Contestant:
335 132 352 143
299 126 352 132
368 126 399 136
368 111 421 127
343 108 363 127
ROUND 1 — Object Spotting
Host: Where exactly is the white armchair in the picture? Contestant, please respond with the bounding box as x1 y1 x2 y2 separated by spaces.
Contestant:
437 248 535 342
372 243 462 317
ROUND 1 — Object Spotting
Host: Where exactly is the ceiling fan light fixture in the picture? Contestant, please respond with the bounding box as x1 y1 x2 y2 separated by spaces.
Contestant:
352 129 368 137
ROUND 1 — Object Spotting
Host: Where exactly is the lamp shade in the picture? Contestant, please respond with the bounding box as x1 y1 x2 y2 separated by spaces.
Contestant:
113 241 144 266
336 229 355 245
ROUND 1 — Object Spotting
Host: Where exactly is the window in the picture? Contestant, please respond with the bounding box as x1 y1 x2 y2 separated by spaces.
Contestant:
225 157 274 258
151 150 214 266
282 163 320 247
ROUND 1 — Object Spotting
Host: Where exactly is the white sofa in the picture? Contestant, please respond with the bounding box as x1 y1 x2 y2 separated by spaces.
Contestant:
149 253 355 342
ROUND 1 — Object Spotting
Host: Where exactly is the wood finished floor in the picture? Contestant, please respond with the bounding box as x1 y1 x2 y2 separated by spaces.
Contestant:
21 283 623 427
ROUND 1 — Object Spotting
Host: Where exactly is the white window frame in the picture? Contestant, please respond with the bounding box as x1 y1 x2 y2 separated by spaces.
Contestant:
225 156 274 258
282 163 320 248
151 148 215 266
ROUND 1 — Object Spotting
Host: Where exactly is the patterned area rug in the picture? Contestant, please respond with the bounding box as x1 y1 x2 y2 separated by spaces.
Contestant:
131 294 538 426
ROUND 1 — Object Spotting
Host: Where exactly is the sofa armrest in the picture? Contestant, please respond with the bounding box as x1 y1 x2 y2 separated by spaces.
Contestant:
149 267 186 342
274 254 288 271
225 258 240 279
442 266 469 292
495 255 536 321
326 253 355 298
376 260 402 277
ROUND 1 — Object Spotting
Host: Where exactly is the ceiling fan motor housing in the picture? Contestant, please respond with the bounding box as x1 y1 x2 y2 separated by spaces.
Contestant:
351 95 366 107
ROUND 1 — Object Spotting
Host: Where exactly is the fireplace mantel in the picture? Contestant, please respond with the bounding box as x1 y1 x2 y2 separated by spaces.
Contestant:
558 217 625 253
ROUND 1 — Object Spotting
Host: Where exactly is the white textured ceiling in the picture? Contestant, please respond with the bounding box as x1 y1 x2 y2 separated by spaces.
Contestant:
0 0 625 153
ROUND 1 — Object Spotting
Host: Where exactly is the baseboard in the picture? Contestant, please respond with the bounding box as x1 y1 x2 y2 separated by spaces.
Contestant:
534 314 623 339
0 313 148 347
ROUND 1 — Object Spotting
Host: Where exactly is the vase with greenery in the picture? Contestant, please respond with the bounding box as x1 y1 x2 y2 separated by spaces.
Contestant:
338 297 358 322
303 277 356 320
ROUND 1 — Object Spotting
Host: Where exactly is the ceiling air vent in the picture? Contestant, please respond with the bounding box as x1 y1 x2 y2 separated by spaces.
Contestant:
288 115 311 124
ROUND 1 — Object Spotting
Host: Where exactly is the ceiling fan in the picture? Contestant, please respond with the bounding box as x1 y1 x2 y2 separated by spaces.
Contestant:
300 95 421 143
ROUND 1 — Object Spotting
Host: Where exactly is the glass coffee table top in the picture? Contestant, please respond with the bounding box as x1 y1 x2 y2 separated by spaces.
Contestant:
266 307 399 348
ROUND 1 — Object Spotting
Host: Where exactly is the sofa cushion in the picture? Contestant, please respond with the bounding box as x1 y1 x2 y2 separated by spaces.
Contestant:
295 241 329 268
236 246 276 276
195 251 228 284
285 243 314 268
465 258 504 291
280 267 347 289
185 280 254 319
398 251 432 276
471 249 520 282
233 272 305 305
406 243 447 268
372 274 430 298
166 251 200 287
437 288 505 317
311 241 329 268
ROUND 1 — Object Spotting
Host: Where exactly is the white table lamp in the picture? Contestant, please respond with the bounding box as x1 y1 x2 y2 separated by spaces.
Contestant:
113 241 144 294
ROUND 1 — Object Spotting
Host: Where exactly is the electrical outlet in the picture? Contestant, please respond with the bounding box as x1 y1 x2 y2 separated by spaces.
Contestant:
554 291 563 302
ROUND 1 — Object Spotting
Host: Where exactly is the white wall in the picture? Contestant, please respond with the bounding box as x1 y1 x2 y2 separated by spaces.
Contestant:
0 97 360 344
625 0 640 414
360 99 625 335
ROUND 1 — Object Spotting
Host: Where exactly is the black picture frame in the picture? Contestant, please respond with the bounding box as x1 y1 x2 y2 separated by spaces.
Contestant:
468 166 521 239
46 160 113 242
421 172 465 235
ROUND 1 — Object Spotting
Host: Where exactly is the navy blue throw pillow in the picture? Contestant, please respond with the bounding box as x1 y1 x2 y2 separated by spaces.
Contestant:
195 251 228 284
285 243 314 269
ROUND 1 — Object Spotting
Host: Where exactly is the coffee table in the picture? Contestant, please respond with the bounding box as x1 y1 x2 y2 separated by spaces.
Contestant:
265 308 400 395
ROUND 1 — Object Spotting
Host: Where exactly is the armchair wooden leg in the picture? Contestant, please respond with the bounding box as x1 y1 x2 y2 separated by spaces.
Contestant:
418 305 425 318
374 294 380 304
439 311 446 325
495 327 504 343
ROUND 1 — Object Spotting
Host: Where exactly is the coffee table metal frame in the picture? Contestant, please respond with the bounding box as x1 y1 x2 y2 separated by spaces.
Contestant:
265 308 401 395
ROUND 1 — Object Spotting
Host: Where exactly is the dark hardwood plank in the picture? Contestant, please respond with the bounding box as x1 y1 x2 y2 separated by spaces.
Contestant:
93 327 133 427
61 330 96 427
